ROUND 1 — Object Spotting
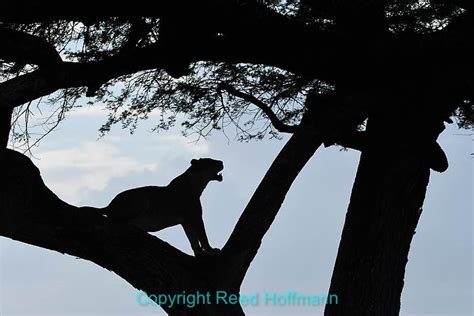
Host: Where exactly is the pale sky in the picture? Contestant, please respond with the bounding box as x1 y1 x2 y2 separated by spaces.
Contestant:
1 104 472 315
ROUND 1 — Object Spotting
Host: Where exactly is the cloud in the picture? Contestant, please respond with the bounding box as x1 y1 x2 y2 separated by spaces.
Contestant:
67 105 108 117
34 142 158 204
68 104 163 118
159 134 210 154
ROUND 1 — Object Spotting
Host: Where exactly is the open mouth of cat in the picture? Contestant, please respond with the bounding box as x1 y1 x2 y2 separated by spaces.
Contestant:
213 161 224 182
214 171 223 182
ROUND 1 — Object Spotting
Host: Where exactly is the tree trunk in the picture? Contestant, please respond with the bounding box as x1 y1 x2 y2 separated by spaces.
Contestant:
324 116 444 315
0 106 12 148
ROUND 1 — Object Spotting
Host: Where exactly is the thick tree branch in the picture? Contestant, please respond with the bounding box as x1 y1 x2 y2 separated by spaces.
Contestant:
0 28 62 66
0 45 168 108
218 111 323 287
0 149 247 316
335 130 367 151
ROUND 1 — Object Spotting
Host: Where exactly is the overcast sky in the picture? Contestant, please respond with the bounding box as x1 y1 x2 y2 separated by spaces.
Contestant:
1 104 472 315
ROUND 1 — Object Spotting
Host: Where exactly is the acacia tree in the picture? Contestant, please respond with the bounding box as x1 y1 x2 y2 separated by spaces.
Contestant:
0 1 472 315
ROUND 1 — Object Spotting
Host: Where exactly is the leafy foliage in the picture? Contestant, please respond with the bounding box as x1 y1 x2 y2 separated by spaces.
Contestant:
0 0 472 149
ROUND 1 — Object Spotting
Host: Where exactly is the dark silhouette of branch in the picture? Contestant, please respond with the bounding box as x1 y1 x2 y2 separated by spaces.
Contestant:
220 112 323 287
0 27 62 66
219 84 370 152
336 130 367 151
0 149 244 316
219 83 299 134
0 46 169 108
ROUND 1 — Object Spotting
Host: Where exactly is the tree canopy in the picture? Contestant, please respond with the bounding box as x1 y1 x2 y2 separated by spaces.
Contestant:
1 0 471 149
